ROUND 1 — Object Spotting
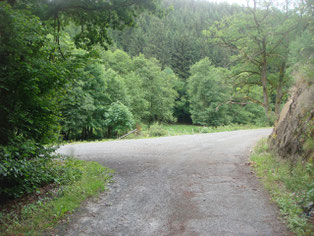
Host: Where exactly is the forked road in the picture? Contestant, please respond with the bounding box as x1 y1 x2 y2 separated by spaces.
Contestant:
55 128 291 236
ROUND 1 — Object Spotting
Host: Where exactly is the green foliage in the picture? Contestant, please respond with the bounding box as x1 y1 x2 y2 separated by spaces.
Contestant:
60 49 178 140
204 1 299 119
289 29 314 85
101 50 149 121
105 102 135 137
0 3 65 146
102 68 130 106
0 3 75 200
0 141 52 199
0 0 160 201
124 72 150 122
148 123 168 137
8 0 160 50
0 159 113 235
111 0 240 121
131 55 178 123
124 123 266 140
155 124 200 136
1 0 311 209
102 49 133 75
60 57 131 140
102 51 179 124
187 58 266 127
251 139 313 234
186 55 268 126
198 127 213 133
228 103 268 126
0 138 83 199
112 0 238 71
187 58 230 126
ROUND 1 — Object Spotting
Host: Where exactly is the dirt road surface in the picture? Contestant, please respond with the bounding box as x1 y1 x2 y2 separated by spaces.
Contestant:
54 128 292 236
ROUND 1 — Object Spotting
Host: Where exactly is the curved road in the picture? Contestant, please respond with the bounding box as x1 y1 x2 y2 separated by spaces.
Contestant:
54 128 291 236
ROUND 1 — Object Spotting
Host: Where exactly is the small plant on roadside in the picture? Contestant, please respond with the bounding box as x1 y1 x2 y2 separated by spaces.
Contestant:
148 123 168 137
199 127 212 133
250 139 313 235
0 137 80 200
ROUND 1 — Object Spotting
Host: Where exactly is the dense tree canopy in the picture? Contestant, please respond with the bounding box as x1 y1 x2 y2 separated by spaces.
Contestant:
0 0 161 145
0 4 64 146
59 49 178 140
204 0 300 120
111 0 241 122
187 59 230 126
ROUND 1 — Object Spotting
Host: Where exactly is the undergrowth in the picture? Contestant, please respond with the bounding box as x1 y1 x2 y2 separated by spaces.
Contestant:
250 139 313 235
60 123 268 144
0 158 113 235
127 123 267 139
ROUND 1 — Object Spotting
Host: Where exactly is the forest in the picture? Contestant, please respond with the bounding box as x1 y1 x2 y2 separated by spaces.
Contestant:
0 0 313 220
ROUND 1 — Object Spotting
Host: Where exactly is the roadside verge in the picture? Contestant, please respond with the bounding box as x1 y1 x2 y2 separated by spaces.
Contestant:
0 158 113 235
250 139 313 235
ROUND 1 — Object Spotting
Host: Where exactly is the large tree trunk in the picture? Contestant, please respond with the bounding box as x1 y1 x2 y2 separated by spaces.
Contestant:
275 61 286 117
81 127 87 140
0 115 9 145
107 126 112 138
87 127 93 139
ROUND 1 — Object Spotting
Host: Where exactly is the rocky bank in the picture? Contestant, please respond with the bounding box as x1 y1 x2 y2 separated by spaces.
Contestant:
268 76 313 162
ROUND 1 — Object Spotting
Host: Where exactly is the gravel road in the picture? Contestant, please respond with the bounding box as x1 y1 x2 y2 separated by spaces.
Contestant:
53 128 292 236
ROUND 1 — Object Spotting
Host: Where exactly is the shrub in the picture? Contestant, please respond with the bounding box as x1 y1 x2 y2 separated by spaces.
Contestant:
0 159 112 235
0 138 82 199
199 127 212 133
148 123 168 137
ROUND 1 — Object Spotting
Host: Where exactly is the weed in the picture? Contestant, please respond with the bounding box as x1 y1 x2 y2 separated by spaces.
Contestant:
148 123 168 137
250 139 313 235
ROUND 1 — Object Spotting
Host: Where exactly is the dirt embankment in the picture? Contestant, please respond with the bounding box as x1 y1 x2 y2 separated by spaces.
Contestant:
268 76 314 161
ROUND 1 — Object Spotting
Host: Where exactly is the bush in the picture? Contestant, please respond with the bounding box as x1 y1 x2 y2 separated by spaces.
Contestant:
0 159 112 235
148 123 168 137
199 127 213 133
105 102 135 137
0 138 82 199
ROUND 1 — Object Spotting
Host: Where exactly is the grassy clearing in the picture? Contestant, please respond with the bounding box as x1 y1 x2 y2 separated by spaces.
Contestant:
0 159 113 235
250 139 313 235
126 123 267 139
58 123 267 145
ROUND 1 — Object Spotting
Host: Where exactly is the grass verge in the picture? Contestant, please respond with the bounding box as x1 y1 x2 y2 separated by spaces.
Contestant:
250 139 313 235
0 158 113 235
127 123 267 139
57 123 268 144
